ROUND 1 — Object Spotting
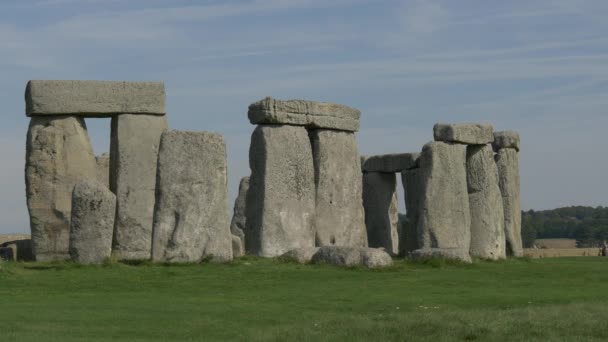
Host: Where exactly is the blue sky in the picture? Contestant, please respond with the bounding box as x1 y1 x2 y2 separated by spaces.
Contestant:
1 0 607 234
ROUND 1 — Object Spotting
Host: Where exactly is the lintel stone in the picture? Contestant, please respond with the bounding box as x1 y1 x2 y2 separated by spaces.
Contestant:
361 153 419 173
433 123 494 145
25 80 166 117
248 97 360 132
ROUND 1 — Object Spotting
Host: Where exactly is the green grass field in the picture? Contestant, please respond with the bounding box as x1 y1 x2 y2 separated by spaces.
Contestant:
1 257 607 341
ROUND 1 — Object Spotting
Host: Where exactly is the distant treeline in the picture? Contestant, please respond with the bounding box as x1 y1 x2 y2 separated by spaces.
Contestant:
522 206 608 248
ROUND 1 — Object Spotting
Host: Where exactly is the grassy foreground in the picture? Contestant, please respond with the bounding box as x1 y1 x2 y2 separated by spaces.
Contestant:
1 257 607 341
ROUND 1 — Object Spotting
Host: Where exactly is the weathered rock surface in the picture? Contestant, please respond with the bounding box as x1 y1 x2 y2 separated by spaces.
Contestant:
363 172 399 255
152 131 232 263
279 247 320 264
467 145 506 260
26 80 166 116
96 153 110 188
401 166 423 255
414 141 471 262
25 116 97 261
410 248 472 263
230 177 249 251
311 130 367 248
433 123 494 145
232 235 244 258
493 131 520 152
361 153 419 173
69 180 116 264
311 246 393 268
496 148 524 257
246 125 316 257
248 97 360 132
110 114 167 260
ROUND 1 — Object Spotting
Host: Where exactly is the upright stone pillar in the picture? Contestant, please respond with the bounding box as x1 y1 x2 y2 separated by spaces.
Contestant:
25 116 97 261
245 125 316 257
493 131 523 257
69 180 116 264
467 145 506 260
110 114 168 260
401 156 422 256
310 130 367 248
362 172 398 254
412 141 471 262
152 131 232 263
95 153 110 188
230 176 249 257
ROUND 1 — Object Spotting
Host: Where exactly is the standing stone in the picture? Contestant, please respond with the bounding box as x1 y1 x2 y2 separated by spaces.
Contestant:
467 145 506 260
110 114 168 260
230 176 249 256
69 180 116 264
493 131 520 152
310 130 367 248
401 166 423 255
152 131 232 263
495 148 523 257
25 116 97 261
363 172 398 254
414 141 471 262
246 125 315 257
361 153 419 173
96 153 110 188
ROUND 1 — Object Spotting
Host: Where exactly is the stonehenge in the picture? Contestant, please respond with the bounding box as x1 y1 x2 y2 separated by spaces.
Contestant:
245 125 316 257
22 80 523 266
494 131 524 257
245 98 366 257
311 129 367 248
69 180 116 264
151 131 232 263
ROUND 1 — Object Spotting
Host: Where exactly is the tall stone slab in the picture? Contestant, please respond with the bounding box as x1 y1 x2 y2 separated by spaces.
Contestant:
245 125 315 257
363 172 398 254
69 180 116 264
110 114 167 260
25 116 97 261
495 148 523 257
467 145 506 260
230 176 249 256
401 166 423 255
310 130 367 248
152 131 232 263
95 153 110 188
414 141 471 262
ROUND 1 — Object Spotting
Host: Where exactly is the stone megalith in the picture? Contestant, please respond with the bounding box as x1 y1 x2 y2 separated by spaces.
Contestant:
310 129 367 248
414 141 471 262
401 164 423 256
493 131 520 152
230 176 249 256
69 180 116 264
310 246 393 268
26 80 166 116
467 145 506 260
361 153 419 173
495 147 523 257
433 123 494 145
363 172 399 254
25 116 97 261
110 114 168 260
96 153 110 188
152 131 232 263
245 125 316 257
248 97 360 132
